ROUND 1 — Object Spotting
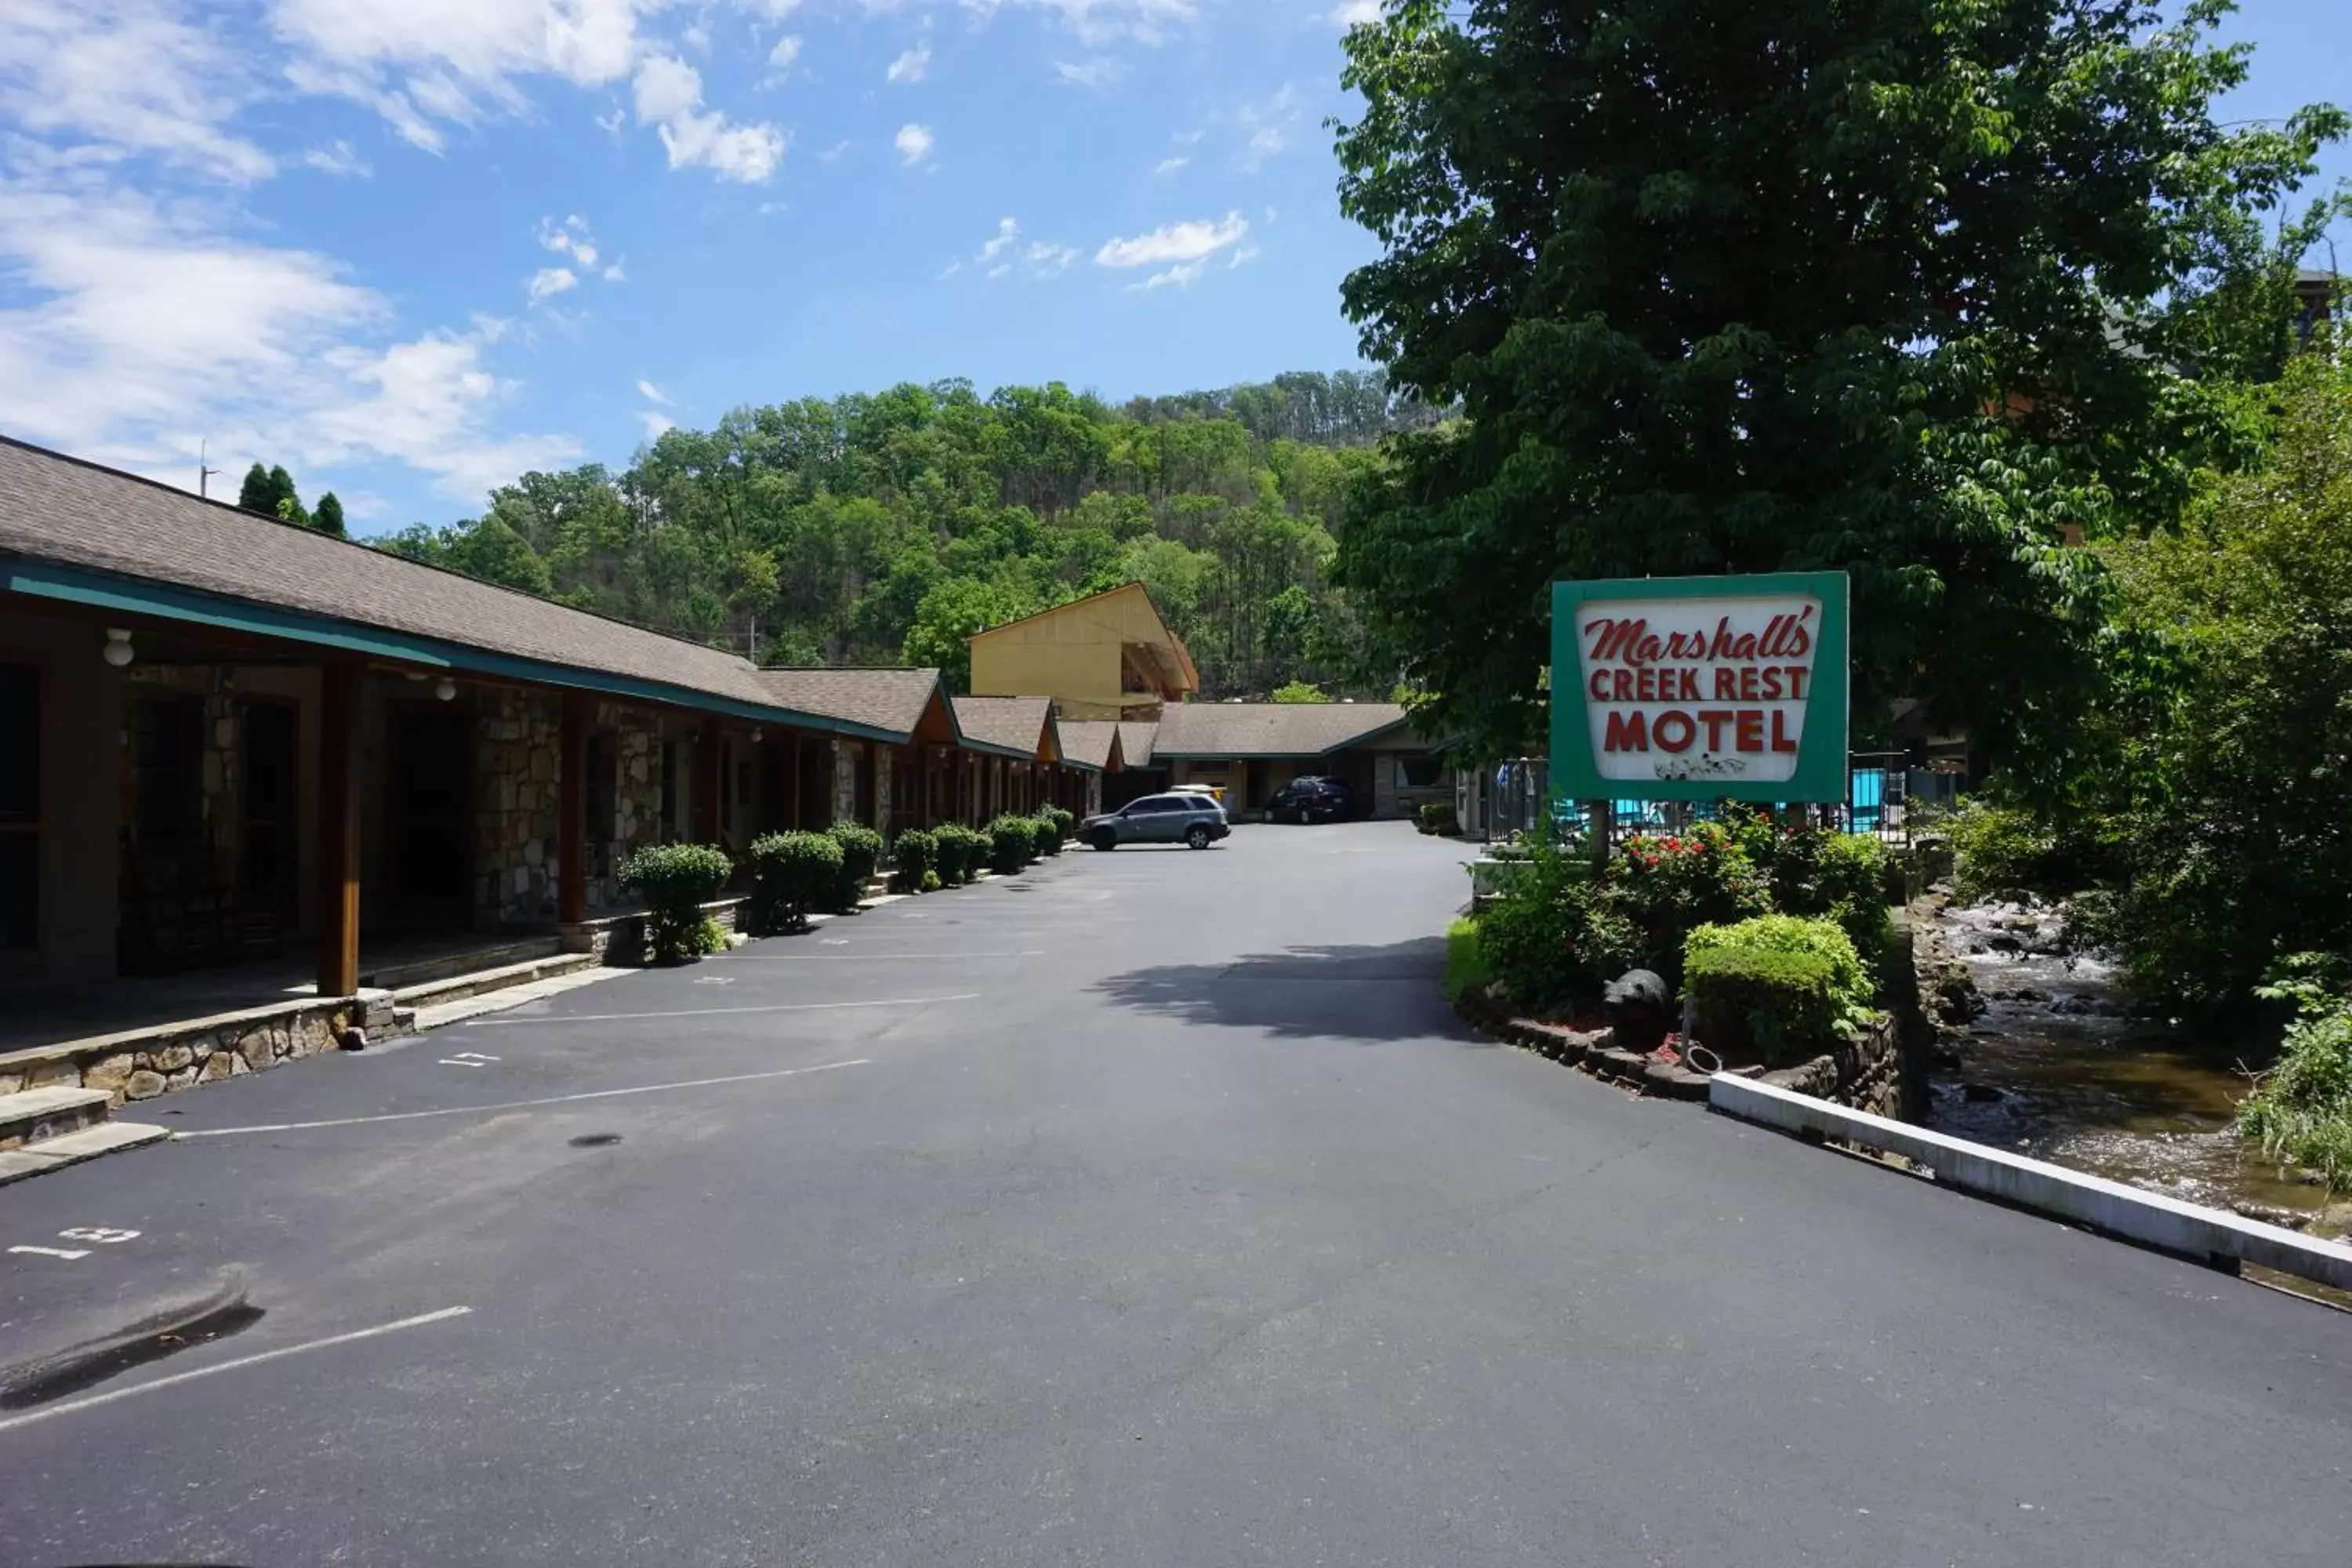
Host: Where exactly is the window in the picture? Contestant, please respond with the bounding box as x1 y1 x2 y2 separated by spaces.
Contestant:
0 663 36 953
1396 754 1446 789
1127 797 1174 814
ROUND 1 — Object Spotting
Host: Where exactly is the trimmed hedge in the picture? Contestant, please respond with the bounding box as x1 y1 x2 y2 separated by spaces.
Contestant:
934 823 987 884
1418 801 1458 836
827 821 884 913
890 828 937 892
749 830 841 934
985 814 1037 875
1686 946 1839 1065
618 842 733 963
1684 914 1875 1065
1030 810 1065 857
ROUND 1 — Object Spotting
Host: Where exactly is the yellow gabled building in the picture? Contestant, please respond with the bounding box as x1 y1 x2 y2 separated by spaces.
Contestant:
966 582 1200 722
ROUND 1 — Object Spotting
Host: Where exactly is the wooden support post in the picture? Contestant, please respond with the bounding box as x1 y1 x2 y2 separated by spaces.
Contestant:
1588 799 1613 873
315 661 362 999
699 720 724 847
558 691 588 927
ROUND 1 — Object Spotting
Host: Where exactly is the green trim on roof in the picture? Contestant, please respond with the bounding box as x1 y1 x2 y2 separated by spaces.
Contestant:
2 558 906 744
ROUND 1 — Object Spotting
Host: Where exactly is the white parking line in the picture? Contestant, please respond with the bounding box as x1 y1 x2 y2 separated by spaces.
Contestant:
462 993 978 1027
761 950 1044 961
0 1306 474 1437
173 1058 871 1138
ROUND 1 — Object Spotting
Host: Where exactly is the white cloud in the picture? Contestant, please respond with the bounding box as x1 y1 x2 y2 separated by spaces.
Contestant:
0 172 576 501
303 140 372 177
537 214 599 270
1232 82 1301 172
1152 154 1188 176
814 138 852 162
895 122 934 165
636 378 672 405
633 55 786 181
887 42 931 84
1138 259 1206 291
526 266 578 303
603 260 626 281
0 0 274 181
764 33 803 81
1094 210 1248 269
640 410 676 439
1053 57 1124 90
1328 0 1381 24
945 218 1074 282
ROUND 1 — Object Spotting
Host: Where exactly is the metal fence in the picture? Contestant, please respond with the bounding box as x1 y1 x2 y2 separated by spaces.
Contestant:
1460 754 1961 848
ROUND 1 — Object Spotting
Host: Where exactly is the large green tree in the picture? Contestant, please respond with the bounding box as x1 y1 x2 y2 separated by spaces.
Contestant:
1330 0 2344 760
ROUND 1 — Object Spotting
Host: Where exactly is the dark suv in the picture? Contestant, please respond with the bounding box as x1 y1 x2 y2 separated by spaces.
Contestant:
1267 775 1356 824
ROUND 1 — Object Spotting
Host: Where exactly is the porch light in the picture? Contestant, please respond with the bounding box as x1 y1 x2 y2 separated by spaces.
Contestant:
101 628 135 668
434 677 457 702
750 728 763 743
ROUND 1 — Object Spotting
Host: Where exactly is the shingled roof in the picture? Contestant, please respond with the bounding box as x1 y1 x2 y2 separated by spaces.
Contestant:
1150 702 1417 759
1054 720 1125 772
0 437 898 737
1116 720 1160 768
755 668 955 741
951 695 1059 761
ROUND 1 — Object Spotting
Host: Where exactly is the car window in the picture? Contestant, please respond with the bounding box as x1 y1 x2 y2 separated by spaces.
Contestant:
1127 797 1172 813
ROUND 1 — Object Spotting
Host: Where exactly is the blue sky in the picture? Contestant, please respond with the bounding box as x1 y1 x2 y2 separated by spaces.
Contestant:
0 1 2340 535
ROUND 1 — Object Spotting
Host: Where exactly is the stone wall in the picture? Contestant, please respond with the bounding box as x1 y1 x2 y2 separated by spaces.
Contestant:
597 702 666 911
874 747 893 840
473 688 564 926
833 739 859 826
0 993 368 1107
1755 917 1932 1120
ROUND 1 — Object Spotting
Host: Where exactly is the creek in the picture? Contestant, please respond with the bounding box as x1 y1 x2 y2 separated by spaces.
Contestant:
1923 898 2350 1243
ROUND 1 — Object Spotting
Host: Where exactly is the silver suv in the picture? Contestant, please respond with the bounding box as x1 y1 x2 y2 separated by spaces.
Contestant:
1080 793 1232 851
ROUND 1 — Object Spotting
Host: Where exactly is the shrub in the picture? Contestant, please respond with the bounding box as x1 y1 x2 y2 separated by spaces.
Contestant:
748 830 843 935
1686 914 1875 1031
1443 916 1492 1003
1417 800 1459 836
1475 835 1642 1011
985 813 1037 875
1685 945 1841 1065
826 821 884 913
618 842 733 963
2239 967 2352 1193
1947 799 2099 905
1030 811 1065 857
1613 819 1769 982
934 823 987 884
1760 826 1898 961
920 869 942 892
1042 804 1076 837
890 828 937 893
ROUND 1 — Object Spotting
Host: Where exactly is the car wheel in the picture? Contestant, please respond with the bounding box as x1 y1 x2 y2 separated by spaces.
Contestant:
1089 829 1118 851
1185 825 1211 850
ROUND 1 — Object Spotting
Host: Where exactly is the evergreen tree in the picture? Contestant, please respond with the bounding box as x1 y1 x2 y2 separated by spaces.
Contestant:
313 492 347 539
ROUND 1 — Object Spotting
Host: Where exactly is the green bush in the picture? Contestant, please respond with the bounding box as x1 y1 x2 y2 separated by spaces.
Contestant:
1443 916 1492 1003
1685 944 1841 1065
934 823 987 884
1042 804 1076 837
1947 799 2100 905
890 828 937 892
1686 914 1875 1031
1475 836 1641 1011
2239 970 2352 1192
1613 819 1770 982
618 842 733 963
747 830 842 935
1030 811 1066 857
985 814 1038 875
1760 826 1898 961
826 821 884 912
1417 801 1458 836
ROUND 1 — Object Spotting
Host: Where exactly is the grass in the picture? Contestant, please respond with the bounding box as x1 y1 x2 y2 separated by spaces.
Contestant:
1444 916 1491 1004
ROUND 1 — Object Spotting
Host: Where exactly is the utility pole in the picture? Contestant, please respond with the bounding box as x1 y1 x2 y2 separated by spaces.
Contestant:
198 438 220 499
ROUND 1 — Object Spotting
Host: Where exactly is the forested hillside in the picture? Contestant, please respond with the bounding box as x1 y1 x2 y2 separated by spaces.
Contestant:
373 370 1436 695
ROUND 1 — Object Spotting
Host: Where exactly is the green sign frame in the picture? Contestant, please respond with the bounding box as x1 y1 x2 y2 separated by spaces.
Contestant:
1550 572 1849 804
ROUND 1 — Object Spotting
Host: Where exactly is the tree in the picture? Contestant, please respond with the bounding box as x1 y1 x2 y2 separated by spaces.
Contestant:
2077 345 2352 1005
1330 0 2346 761
235 462 275 515
313 492 347 539
902 578 1036 693
264 465 307 529
1271 681 1327 704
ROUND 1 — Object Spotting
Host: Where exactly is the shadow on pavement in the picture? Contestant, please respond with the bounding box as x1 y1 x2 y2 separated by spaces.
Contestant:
1089 938 1492 1044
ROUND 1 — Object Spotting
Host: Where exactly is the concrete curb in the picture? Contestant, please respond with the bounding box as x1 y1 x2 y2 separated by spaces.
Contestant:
1709 1073 2352 1292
